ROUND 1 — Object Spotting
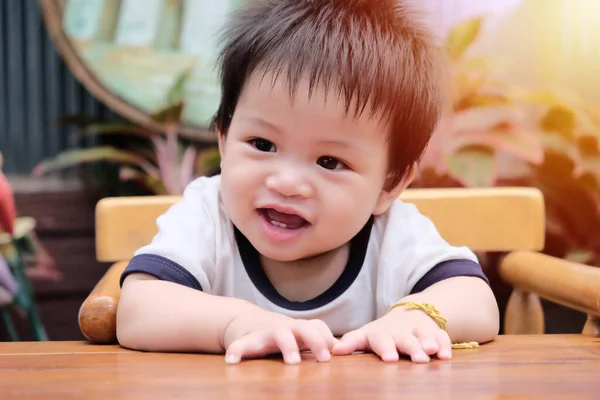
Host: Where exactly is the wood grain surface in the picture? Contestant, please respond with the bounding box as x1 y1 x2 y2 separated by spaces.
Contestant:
1 335 598 399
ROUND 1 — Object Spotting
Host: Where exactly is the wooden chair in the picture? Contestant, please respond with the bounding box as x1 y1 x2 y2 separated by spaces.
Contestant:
79 187 600 344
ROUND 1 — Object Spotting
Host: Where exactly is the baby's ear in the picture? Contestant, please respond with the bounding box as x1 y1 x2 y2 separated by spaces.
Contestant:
373 164 417 215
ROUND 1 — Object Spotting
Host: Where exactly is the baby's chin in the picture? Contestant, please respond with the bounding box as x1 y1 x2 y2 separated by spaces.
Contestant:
255 244 319 263
251 238 334 263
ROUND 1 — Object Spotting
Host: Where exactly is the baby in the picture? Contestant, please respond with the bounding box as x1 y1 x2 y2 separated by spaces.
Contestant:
117 0 499 364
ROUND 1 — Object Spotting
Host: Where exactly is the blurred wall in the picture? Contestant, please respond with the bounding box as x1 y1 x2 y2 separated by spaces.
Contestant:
0 0 110 174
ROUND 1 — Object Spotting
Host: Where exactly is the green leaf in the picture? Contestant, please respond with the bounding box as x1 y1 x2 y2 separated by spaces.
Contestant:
446 17 483 60
565 249 593 264
540 106 576 138
150 102 184 126
119 166 167 195
166 67 193 106
446 146 496 187
147 67 194 129
539 132 577 158
452 123 544 165
452 106 518 132
458 56 493 73
32 147 160 178
195 147 221 175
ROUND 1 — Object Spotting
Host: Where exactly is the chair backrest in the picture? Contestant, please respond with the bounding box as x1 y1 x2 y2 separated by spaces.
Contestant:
95 187 545 262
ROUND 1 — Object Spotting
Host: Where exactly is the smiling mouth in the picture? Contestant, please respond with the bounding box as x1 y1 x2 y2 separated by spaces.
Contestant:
259 208 310 229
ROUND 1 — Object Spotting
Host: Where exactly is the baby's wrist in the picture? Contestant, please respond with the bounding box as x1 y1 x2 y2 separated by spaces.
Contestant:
221 306 278 350
387 301 448 329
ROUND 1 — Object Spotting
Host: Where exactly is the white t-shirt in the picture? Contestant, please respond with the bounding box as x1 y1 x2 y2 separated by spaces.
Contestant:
121 175 487 336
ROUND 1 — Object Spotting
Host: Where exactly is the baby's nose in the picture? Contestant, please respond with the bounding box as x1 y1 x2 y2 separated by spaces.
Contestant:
265 169 312 198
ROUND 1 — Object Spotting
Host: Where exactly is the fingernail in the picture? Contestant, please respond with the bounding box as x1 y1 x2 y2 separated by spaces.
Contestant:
287 352 301 364
318 349 331 362
439 350 452 359
225 354 239 364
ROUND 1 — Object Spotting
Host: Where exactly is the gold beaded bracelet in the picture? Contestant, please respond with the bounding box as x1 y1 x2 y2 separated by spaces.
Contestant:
388 301 479 349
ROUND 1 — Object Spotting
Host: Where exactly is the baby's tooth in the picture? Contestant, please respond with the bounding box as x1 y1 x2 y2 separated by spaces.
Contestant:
269 220 288 229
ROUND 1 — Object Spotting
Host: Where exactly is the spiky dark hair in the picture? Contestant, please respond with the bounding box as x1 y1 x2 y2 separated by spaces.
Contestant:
214 0 446 189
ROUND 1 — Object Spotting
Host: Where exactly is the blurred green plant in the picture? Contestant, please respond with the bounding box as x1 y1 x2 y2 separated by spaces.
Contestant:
33 70 221 196
499 94 600 266
415 16 544 189
413 17 600 266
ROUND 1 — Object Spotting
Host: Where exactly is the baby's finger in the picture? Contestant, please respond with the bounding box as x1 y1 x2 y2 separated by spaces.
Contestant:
367 331 398 363
395 334 430 363
272 328 302 364
308 319 338 349
331 329 367 356
293 323 331 362
225 332 274 364
435 329 453 360
414 327 441 356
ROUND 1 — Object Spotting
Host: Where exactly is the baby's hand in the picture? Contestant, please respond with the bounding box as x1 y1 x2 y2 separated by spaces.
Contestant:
223 310 337 364
331 306 452 363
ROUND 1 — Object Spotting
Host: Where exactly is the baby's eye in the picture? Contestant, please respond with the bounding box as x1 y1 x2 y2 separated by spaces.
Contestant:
250 138 276 152
317 156 345 170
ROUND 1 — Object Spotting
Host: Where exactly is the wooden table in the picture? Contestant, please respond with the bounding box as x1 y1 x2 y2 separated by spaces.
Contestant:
1 334 598 399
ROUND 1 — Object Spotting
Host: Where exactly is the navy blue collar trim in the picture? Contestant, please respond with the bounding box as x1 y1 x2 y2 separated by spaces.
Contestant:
234 217 373 311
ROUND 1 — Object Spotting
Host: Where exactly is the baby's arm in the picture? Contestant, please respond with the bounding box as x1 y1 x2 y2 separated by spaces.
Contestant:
332 275 498 363
333 202 499 363
112 178 255 354
117 273 260 353
117 273 336 363
397 276 499 344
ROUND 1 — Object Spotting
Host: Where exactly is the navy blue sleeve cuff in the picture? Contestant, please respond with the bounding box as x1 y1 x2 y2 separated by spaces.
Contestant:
410 259 489 295
119 254 202 291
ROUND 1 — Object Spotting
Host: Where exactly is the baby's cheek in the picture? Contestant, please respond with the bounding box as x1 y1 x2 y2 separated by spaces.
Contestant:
222 163 251 188
327 194 368 223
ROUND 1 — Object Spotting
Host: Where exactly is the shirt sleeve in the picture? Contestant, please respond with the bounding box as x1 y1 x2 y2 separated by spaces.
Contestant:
377 200 489 307
119 177 217 292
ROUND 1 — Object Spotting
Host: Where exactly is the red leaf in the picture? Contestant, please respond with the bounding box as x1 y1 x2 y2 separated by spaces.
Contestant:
452 123 544 165
0 172 16 234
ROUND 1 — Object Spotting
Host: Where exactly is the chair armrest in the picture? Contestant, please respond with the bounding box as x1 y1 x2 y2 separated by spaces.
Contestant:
499 251 600 316
78 261 127 344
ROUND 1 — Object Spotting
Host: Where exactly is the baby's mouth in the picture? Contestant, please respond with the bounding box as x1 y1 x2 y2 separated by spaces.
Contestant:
259 208 309 229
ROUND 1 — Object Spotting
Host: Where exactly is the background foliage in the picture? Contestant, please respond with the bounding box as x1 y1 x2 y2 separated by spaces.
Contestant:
413 17 600 267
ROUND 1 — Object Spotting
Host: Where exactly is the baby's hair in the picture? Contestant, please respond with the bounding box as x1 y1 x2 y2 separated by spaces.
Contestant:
214 0 447 190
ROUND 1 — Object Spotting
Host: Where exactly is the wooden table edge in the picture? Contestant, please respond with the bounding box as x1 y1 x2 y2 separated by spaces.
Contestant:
1 334 598 357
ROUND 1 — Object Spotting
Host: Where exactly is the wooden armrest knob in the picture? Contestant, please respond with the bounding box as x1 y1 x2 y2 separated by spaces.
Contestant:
78 261 127 344
499 251 600 316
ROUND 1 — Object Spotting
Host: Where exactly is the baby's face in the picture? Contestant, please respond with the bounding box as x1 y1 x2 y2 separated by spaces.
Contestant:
218 72 392 262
